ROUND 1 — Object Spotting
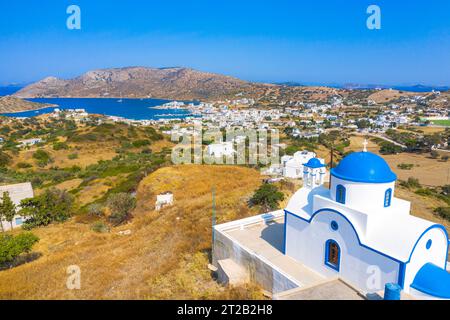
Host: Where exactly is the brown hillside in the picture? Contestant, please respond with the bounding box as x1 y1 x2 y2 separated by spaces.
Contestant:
0 165 264 299
14 67 257 100
0 96 54 113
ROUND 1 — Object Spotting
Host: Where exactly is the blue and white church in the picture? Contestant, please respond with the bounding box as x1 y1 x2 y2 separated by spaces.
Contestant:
284 148 450 299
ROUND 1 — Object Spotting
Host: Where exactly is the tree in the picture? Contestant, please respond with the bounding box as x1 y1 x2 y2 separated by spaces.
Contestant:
434 207 450 221
87 203 104 217
249 184 285 212
0 151 11 168
19 188 74 230
107 193 136 225
442 185 450 196
0 192 16 231
0 232 39 266
32 149 52 167
53 142 69 150
400 177 421 189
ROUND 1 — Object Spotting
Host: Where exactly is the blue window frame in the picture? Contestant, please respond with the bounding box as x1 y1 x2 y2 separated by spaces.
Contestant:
331 220 339 231
325 239 340 271
15 217 23 226
384 188 392 207
336 185 346 204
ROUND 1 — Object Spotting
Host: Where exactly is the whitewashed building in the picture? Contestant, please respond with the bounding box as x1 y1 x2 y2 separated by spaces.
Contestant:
18 138 43 148
284 151 450 299
0 182 33 231
214 149 450 299
155 192 174 211
206 142 235 158
282 150 324 179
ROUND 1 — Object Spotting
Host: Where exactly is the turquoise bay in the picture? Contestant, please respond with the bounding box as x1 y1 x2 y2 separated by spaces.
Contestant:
1 98 196 120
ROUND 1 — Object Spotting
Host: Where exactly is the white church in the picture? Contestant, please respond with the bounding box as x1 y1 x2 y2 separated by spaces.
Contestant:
214 144 450 299
284 149 450 299
281 150 324 179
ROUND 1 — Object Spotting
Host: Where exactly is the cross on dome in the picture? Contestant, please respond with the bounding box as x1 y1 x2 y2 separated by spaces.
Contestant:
363 139 368 152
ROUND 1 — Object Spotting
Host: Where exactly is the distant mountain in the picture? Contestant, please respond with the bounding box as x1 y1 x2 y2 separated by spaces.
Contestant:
341 83 449 92
274 81 305 87
0 96 54 113
14 67 257 100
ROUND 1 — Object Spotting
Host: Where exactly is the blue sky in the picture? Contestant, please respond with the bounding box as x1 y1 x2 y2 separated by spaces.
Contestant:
0 0 449 85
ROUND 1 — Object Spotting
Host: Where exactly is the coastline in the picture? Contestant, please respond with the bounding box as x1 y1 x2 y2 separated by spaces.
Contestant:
16 95 204 102
1 97 197 121
0 103 57 114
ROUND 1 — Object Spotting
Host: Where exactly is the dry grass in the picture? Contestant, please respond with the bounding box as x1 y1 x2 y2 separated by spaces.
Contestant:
149 138 174 153
408 126 446 134
11 142 118 170
53 178 83 192
346 135 450 187
0 165 265 300
346 135 379 154
367 89 416 103
395 187 450 230
384 153 450 187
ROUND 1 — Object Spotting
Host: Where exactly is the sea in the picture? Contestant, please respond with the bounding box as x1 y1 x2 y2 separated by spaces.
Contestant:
0 87 196 120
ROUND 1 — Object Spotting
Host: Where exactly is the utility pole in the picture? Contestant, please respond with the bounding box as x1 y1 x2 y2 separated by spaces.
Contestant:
328 145 334 189
211 187 216 263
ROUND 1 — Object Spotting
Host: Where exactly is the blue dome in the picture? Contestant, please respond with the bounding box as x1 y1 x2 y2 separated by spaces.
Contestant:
331 152 397 183
304 158 325 169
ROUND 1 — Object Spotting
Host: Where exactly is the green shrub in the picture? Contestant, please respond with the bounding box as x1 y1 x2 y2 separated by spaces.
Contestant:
397 163 414 170
20 189 74 230
53 142 69 151
400 177 421 189
434 207 450 221
107 193 136 225
31 177 43 188
17 162 32 169
379 142 403 155
0 151 11 167
132 139 151 148
68 153 78 160
87 203 104 217
33 149 52 167
91 221 110 233
0 233 39 266
249 184 285 211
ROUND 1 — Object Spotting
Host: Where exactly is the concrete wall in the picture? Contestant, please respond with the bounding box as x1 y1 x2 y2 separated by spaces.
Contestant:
0 216 26 231
213 226 298 294
285 210 400 293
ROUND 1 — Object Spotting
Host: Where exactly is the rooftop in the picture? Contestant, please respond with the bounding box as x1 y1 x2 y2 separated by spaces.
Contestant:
225 217 326 288
330 151 397 183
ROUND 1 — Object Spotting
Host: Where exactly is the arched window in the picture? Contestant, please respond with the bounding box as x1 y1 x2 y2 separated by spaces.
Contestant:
384 188 392 207
336 185 346 204
325 240 340 271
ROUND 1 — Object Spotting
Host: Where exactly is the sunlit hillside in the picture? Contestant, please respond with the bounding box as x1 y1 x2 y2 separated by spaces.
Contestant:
0 165 266 299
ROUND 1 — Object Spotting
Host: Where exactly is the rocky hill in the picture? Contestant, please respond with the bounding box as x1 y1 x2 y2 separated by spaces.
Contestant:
0 96 54 113
14 67 259 100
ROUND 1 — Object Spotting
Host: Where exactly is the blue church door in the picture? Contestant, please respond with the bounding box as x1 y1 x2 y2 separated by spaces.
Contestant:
325 240 340 271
